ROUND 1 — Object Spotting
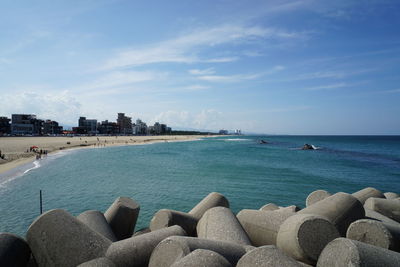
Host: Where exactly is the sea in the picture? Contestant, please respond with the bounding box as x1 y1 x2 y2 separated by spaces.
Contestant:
0 135 399 236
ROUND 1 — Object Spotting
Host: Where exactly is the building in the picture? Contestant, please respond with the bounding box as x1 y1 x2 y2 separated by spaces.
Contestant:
219 129 229 135
133 119 147 135
153 122 162 134
11 114 43 136
117 113 133 135
0 116 11 136
74 117 97 134
43 120 63 135
98 120 119 135
148 122 171 135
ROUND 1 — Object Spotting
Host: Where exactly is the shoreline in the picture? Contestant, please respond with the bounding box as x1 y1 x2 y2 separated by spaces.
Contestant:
0 135 217 176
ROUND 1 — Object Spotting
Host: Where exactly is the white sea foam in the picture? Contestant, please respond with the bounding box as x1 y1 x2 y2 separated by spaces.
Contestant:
23 160 41 174
225 138 251 141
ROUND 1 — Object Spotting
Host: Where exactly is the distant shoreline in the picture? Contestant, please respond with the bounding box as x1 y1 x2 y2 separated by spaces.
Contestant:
0 135 217 176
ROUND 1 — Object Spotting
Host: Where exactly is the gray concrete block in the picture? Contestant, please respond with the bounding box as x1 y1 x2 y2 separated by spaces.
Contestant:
148 236 249 267
105 225 186 267
170 249 232 267
237 245 303 267
189 192 229 220
384 192 400 199
0 232 31 267
298 192 365 235
353 187 385 204
27 255 38 267
259 203 280 211
150 209 198 236
365 208 400 226
26 209 112 267
104 197 140 240
77 210 117 242
77 257 116 267
276 214 340 265
346 219 400 251
317 237 400 267
133 227 151 237
305 190 331 207
364 198 400 223
281 205 301 212
197 207 252 245
236 209 295 246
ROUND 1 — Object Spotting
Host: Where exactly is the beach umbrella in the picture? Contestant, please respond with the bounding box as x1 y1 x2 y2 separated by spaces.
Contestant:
31 146 39 149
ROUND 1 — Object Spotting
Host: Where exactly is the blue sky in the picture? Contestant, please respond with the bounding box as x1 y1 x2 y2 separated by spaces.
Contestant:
0 0 399 134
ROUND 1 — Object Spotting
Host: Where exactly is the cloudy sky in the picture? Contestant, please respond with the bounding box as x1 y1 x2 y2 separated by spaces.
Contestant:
0 0 399 134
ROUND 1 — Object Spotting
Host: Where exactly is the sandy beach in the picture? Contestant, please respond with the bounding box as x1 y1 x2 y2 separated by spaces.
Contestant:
0 135 210 175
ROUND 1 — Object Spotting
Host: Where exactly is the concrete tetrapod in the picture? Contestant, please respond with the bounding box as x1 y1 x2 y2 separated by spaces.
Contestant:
105 225 186 267
148 236 250 267
365 208 400 226
283 205 301 212
26 209 112 267
77 257 116 267
364 198 400 223
276 214 340 265
352 187 385 204
346 219 400 251
298 192 365 236
133 227 151 237
0 232 31 267
317 238 400 267
170 249 232 267
150 209 198 236
305 190 331 207
188 192 229 220
197 207 252 245
104 197 140 240
259 203 280 211
236 245 305 267
384 192 400 200
236 208 295 246
77 210 117 242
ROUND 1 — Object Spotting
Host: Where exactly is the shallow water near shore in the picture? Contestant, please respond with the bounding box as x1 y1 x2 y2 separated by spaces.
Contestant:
0 135 399 236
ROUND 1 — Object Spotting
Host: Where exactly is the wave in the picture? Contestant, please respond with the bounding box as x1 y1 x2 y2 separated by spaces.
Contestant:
225 139 251 141
23 160 41 174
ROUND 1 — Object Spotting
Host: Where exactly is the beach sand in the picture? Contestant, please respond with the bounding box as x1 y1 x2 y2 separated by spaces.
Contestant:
0 135 210 175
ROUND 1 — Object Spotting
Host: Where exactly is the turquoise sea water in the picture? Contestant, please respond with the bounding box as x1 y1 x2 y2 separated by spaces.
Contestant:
0 135 399 236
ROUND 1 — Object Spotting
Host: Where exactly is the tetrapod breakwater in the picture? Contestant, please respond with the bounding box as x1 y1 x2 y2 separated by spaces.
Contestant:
1 188 400 266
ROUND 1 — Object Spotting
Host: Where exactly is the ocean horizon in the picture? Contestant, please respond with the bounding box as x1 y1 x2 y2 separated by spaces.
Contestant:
0 135 399 236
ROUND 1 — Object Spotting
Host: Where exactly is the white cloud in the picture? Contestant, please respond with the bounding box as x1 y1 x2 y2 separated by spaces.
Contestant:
304 82 365 91
77 70 167 91
294 68 376 81
196 65 285 83
0 57 12 65
0 91 82 125
184 85 210 91
101 24 301 70
151 109 223 130
382 88 400 93
197 74 260 83
204 57 239 63
188 68 215 75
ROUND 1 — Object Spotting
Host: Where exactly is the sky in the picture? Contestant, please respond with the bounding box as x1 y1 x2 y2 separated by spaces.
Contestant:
0 0 399 135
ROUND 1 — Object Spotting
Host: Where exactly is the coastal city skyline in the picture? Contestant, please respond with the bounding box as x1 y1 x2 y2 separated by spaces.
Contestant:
1 1 399 135
0 112 176 136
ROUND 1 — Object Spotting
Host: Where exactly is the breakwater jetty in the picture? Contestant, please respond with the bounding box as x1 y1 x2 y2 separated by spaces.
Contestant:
1 189 400 266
